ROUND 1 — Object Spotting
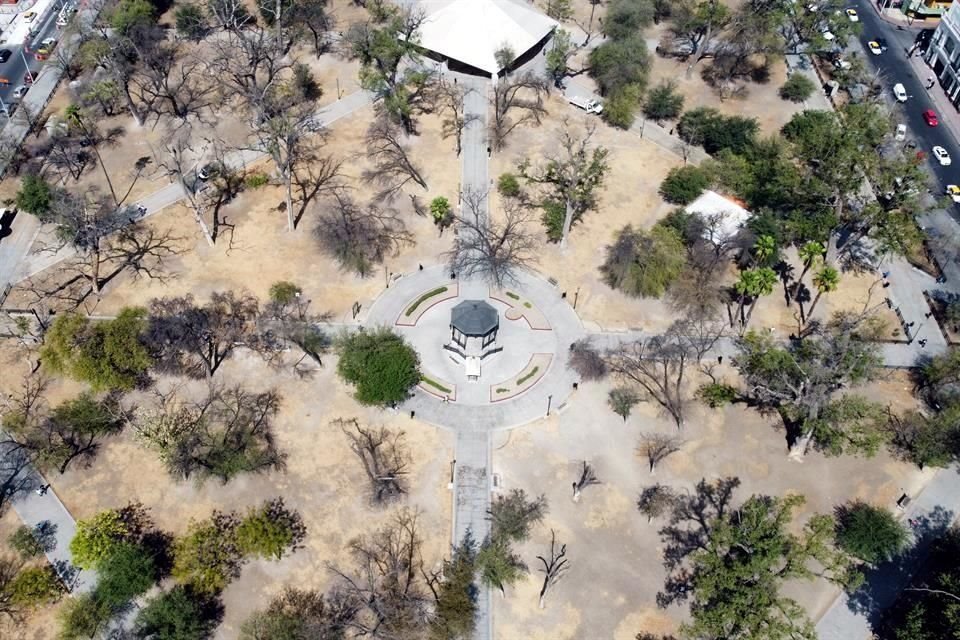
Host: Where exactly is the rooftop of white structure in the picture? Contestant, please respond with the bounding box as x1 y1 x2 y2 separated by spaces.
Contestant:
414 0 557 75
451 299 499 336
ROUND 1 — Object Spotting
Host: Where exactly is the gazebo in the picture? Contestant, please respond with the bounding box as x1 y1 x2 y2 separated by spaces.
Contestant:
450 300 499 349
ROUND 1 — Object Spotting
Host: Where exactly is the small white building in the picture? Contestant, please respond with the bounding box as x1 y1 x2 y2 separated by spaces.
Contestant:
414 0 557 77
684 190 751 245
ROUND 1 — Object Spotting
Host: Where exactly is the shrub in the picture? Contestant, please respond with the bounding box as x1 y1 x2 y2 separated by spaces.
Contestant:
15 174 53 217
9 566 65 607
517 366 539 385
236 498 306 561
336 329 421 406
405 287 448 316
643 80 684 122
172 512 242 596
422 376 452 394
95 542 157 609
541 199 567 242
430 196 452 225
609 386 640 421
57 593 113 640
135 585 222 640
601 224 686 298
174 4 207 40
71 504 152 570
698 382 739 408
602 83 642 129
779 73 816 103
568 339 607 380
835 501 909 564
659 166 710 204
678 107 758 155
9 525 46 559
244 173 270 189
497 173 521 198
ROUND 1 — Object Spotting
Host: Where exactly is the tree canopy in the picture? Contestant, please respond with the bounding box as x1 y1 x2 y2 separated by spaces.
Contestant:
335 329 420 406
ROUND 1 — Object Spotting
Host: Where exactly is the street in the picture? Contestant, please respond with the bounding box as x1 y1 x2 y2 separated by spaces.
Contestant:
847 0 960 195
0 0 66 113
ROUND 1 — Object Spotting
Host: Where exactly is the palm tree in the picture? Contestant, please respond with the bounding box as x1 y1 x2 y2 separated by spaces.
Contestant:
797 240 825 285
753 234 777 267
803 265 840 323
742 267 777 331
65 104 120 207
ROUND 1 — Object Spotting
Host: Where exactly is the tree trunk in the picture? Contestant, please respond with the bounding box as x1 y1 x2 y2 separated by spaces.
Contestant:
742 298 759 332
805 291 824 324
559 199 575 250
285 174 295 232
179 177 215 246
788 404 819 461
571 481 581 503
121 82 143 127
90 245 102 296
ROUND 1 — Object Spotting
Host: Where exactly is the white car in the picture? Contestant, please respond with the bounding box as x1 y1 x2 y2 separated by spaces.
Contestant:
895 124 907 141
934 146 952 166
833 57 852 70
822 30 836 41
893 83 908 102
846 8 859 21
947 185 960 203
868 41 883 55
21 11 36 23
11 85 28 99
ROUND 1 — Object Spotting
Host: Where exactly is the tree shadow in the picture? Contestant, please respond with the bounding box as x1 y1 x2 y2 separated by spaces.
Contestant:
844 503 955 626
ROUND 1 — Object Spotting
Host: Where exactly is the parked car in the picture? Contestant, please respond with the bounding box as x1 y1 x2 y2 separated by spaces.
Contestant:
21 11 37 23
846 8 859 21
0 49 10 64
923 109 939 126
12 85 28 99
933 146 951 165
868 41 883 55
197 163 220 181
946 185 960 203
894 83 908 102
833 57 852 70
895 123 907 141
0 103 16 118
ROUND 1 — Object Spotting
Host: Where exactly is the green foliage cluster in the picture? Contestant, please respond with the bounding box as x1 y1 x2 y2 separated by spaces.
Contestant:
430 196 452 226
643 81 684 122
236 498 306 561
239 587 351 640
779 73 816 103
15 174 53 216
697 382 739 408
429 535 478 639
109 0 155 34
336 329 421 406
834 501 908 565
678 107 759 155
516 366 540 386
600 224 686 298
659 165 711 204
135 585 221 640
8 525 48 559
497 173 522 198
609 386 640 421
8 566 65 608
244 173 271 189
41 309 152 391
174 4 208 40
405 287 448 317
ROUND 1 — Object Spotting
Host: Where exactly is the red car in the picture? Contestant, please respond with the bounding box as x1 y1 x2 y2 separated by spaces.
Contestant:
923 109 939 126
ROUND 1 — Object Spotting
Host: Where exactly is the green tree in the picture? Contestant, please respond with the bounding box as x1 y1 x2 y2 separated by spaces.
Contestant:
779 73 816 103
174 4 208 39
835 501 908 564
172 512 242 595
545 0 573 20
732 267 777 330
679 108 758 155
488 489 548 543
604 0 655 40
430 196 452 227
589 35 651 96
804 264 840 323
41 309 152 391
674 494 859 640
797 240 825 285
546 29 575 84
476 537 526 595
497 173 522 198
335 328 421 406
609 386 640 421
602 84 643 129
887 405 960 469
57 593 113 640
8 525 47 559
240 587 356 640
70 503 153 570
94 542 158 609
429 534 477 640
643 81 684 123
109 0 155 34
236 498 306 561
135 585 221 640
601 225 686 298
15 174 53 216
8 566 65 607
659 165 710 204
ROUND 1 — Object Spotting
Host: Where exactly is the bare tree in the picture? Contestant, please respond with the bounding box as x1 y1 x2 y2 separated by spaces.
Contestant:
637 432 684 474
518 120 609 248
443 187 539 288
314 192 413 277
336 418 410 504
362 118 428 202
145 291 259 379
0 441 36 519
536 530 569 609
437 80 477 156
255 282 331 375
132 42 216 126
637 484 678 522
155 128 215 245
209 26 291 107
328 508 432 639
604 321 705 429
490 72 549 150
567 338 607 380
290 143 345 229
571 461 600 503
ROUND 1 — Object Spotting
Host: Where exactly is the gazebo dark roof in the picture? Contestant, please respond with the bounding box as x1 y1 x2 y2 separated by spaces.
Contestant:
451 300 499 336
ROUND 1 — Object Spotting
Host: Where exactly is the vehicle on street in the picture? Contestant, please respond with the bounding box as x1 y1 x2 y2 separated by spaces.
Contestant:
0 49 10 64
923 109 939 126
22 11 37 23
934 146 951 165
0 103 16 118
895 123 907 141
197 163 221 181
0 77 10 87
12 85 28 99
0 207 16 241
894 83 908 102
41 37 57 48
833 57 852 70
23 71 34 84
846 8 858 21
567 95 603 114
947 185 960 203
876 37 888 50
868 41 883 55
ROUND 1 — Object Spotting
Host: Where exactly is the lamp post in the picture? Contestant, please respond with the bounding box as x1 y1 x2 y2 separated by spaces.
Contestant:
546 394 553 416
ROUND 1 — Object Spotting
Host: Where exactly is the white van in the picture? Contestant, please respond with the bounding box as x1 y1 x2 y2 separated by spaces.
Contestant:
893 83 908 102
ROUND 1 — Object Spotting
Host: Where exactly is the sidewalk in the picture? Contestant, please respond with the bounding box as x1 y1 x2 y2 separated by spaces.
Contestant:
907 52 960 148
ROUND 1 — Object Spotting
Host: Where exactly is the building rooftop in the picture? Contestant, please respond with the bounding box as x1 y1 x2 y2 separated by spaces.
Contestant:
451 300 499 336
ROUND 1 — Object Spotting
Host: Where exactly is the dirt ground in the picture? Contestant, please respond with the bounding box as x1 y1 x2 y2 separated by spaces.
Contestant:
0 508 62 640
0 341 454 638
490 369 929 640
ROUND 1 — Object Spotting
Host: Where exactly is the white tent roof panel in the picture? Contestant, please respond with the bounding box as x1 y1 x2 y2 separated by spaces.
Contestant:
685 190 752 242
415 0 557 74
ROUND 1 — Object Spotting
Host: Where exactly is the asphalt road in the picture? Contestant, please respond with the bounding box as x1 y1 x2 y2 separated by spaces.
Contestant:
847 0 959 191
0 2 64 113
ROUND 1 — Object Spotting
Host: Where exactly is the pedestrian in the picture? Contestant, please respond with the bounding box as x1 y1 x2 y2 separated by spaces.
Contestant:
418 264 423 271
908 321 915 327
926 311 933 319
883 282 891 288
669 127 674 135
919 338 928 347
443 395 449 403
717 355 723 364
882 270 890 279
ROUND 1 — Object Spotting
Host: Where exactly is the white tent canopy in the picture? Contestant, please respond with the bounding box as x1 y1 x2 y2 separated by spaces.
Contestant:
685 190 751 243
414 0 557 75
